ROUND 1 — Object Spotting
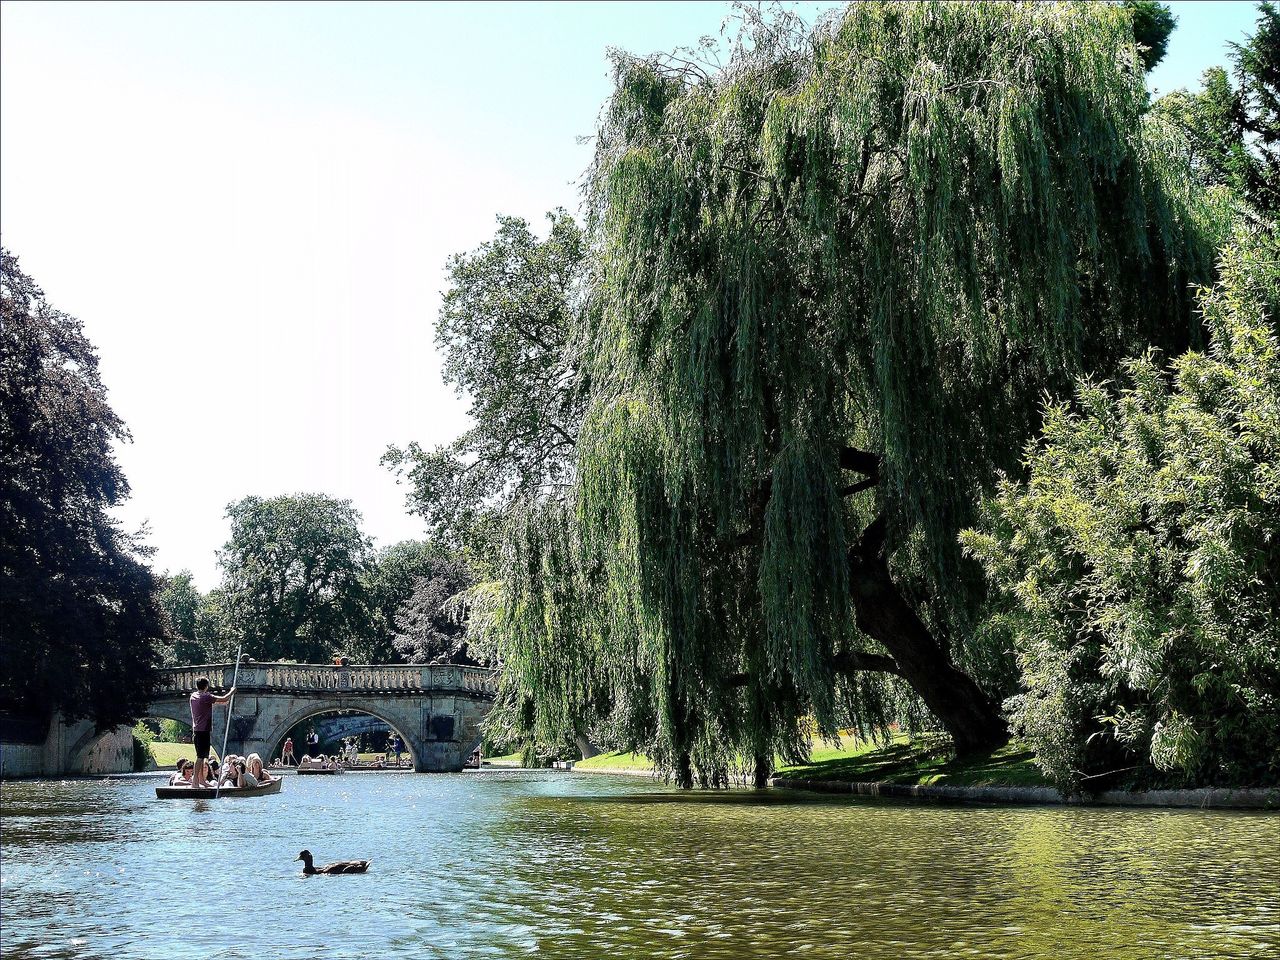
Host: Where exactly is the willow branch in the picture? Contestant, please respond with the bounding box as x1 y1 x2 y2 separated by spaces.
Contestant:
726 647 903 686
838 446 881 478
838 477 878 498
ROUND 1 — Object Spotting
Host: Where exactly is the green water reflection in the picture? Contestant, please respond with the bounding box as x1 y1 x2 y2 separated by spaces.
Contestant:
1 772 1276 959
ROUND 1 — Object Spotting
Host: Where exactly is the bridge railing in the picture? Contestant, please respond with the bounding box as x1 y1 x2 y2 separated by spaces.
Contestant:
153 663 497 696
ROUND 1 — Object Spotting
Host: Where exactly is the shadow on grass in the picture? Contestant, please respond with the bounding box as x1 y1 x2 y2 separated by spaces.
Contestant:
775 736 1048 788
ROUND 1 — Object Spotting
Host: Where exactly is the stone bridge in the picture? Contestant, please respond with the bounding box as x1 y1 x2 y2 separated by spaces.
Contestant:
147 662 498 773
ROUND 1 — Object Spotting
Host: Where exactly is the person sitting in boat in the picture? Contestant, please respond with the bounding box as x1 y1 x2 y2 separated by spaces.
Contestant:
206 758 222 783
216 754 240 787
169 760 194 786
230 758 258 789
246 753 272 784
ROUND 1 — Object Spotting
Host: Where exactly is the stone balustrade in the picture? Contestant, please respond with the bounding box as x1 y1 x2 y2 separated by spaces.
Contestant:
153 662 497 697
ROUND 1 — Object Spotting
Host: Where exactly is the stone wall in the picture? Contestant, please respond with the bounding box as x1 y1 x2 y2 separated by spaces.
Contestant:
0 713 135 778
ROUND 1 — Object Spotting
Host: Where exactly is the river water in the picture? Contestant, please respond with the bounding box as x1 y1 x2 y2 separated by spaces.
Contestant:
1 770 1277 960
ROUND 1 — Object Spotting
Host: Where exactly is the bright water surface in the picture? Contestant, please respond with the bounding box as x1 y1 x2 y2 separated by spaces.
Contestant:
2 770 1278 960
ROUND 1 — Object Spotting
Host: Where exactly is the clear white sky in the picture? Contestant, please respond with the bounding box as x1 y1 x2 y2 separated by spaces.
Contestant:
0 0 1262 589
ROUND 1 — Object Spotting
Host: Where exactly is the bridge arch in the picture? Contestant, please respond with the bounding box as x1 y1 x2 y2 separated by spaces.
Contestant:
263 700 421 766
179 662 496 773
27 662 496 776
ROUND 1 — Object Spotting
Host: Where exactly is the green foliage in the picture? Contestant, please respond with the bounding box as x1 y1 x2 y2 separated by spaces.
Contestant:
1 249 164 728
488 2 1219 781
963 233 1280 790
1152 2 1280 220
355 540 446 663
157 571 219 665
384 211 587 566
1234 2 1280 217
1124 1 1176 72
216 493 373 662
385 548 474 664
131 720 156 748
1152 68 1255 200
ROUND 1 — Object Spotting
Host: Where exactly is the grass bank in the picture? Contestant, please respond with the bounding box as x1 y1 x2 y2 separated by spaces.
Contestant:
481 735 1050 788
774 734 1049 788
573 736 1049 788
146 740 212 768
575 751 655 773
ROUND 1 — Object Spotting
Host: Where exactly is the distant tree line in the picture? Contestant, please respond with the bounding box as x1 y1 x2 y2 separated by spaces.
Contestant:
1 253 480 736
157 495 477 667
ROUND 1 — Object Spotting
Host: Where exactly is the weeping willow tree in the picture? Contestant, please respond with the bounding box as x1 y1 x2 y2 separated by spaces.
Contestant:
484 1 1226 786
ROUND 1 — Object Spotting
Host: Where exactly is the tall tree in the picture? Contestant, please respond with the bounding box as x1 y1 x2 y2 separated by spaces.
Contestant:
216 494 372 662
355 540 454 663
1152 2 1280 220
488 1 1223 785
391 555 475 664
384 211 587 564
1233 1 1280 217
1124 0 1177 72
1 250 164 728
157 571 205 666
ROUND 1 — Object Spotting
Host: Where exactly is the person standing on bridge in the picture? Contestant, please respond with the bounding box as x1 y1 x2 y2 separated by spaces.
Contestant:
189 676 235 787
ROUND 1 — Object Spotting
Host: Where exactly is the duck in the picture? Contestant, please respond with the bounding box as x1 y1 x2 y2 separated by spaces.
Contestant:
295 850 372 875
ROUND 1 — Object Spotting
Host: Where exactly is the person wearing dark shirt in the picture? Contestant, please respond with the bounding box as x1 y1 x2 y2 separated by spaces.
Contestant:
189 676 235 787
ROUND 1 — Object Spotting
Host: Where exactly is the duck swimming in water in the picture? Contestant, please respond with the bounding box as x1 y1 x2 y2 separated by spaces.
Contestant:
295 850 372 875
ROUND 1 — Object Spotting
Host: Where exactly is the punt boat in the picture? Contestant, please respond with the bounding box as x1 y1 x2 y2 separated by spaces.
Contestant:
155 778 284 799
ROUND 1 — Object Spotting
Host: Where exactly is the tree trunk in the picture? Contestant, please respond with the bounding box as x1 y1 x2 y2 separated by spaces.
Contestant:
675 750 694 790
753 753 771 788
847 522 1008 756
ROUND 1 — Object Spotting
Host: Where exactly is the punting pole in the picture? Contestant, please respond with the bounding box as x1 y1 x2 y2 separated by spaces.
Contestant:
213 644 243 799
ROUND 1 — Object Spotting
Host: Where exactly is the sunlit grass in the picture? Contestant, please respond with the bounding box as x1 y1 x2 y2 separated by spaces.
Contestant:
776 733 1048 787
147 740 217 768
575 751 654 772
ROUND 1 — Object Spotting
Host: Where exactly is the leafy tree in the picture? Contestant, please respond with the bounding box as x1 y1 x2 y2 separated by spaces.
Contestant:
1152 3 1279 219
1 250 165 728
384 211 587 564
192 588 238 662
216 494 372 662
391 555 475 664
1152 68 1254 199
1125 1 1176 72
157 571 205 665
354 540 452 663
1233 2 1280 216
486 1 1222 786
963 233 1280 790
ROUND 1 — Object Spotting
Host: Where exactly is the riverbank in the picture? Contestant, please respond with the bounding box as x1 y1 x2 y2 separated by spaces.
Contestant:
569 736 1280 809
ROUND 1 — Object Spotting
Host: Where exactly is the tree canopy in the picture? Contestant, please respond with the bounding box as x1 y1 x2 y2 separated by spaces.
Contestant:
479 0 1224 785
215 493 373 662
1 250 164 728
391 554 476 664
384 211 587 564
1125 1 1176 73
1153 2 1280 221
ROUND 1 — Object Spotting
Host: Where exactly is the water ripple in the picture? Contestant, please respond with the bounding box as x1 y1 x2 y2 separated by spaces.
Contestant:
1 772 1277 959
